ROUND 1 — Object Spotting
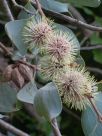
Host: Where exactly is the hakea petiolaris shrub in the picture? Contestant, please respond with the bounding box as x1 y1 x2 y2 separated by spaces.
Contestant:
1 1 102 136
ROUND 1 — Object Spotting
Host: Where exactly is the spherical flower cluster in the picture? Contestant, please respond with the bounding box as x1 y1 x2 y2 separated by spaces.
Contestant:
39 55 68 81
42 31 78 63
22 16 98 111
54 68 97 110
23 17 54 48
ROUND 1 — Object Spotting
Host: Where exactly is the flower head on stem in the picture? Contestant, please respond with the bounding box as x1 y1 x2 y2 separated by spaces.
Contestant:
54 67 97 110
42 31 78 63
23 17 54 48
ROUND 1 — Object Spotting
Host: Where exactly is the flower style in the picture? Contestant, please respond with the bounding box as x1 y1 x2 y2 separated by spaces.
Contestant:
54 68 97 110
22 17 54 48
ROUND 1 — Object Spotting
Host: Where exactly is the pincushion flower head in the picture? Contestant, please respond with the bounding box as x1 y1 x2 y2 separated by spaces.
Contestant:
54 68 97 110
23 17 54 48
38 55 68 81
42 31 78 63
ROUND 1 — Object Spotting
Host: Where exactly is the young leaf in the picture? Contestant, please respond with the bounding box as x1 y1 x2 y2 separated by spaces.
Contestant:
81 92 102 136
17 82 38 104
34 82 62 121
0 83 17 113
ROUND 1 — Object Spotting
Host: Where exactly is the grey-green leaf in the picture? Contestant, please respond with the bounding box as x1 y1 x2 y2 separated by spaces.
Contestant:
40 0 68 13
34 82 62 121
5 19 27 55
17 82 38 104
67 0 101 7
0 83 17 113
18 2 36 19
5 16 35 55
81 92 102 136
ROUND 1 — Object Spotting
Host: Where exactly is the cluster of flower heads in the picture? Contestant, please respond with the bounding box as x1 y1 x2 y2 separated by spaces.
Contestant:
23 17 97 110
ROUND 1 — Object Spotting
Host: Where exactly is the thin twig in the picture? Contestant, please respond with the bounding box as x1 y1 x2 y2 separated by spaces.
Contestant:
0 42 12 56
0 42 37 70
0 119 29 136
51 118 62 136
87 67 102 75
34 0 45 16
86 95 102 122
1 0 14 21
69 5 92 37
23 103 42 123
11 0 35 15
81 45 102 51
17 60 38 70
63 107 80 121
31 1 102 32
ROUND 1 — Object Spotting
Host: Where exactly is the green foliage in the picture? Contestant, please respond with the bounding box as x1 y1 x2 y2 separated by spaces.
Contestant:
17 82 38 104
0 83 17 113
1 0 102 136
34 82 62 121
93 49 102 64
5 2 37 55
81 92 102 136
18 2 36 19
5 19 27 55
39 0 69 13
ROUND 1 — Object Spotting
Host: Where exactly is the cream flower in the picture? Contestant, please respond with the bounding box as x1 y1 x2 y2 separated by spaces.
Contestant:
23 17 54 48
38 55 68 81
42 31 78 63
54 68 97 110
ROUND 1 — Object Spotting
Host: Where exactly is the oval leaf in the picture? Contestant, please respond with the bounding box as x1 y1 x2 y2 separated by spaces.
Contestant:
18 2 36 19
0 83 17 113
17 82 38 104
5 16 36 55
34 82 62 121
81 92 102 136
40 0 68 13
5 19 27 55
